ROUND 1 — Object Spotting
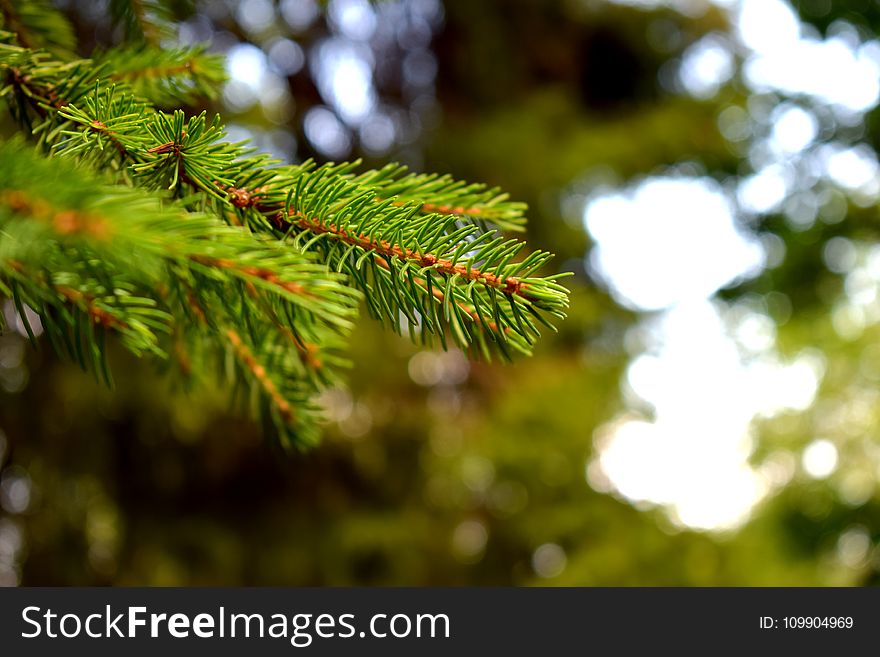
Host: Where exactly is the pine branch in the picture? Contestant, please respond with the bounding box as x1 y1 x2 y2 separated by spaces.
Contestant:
224 165 569 358
63 93 568 357
0 139 359 444
0 166 360 332
0 26 571 444
222 326 323 448
170 278 327 446
97 44 226 106
350 164 528 232
8 57 569 359
134 110 239 197
1 259 169 384
56 83 151 165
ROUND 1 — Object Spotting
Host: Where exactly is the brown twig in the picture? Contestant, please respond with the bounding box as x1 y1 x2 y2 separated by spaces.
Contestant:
5 260 128 330
147 133 200 189
242 280 322 371
5 66 131 157
224 327 295 423
188 254 311 298
55 286 128 329
372 256 509 336
86 119 129 157
217 184 532 300
388 198 492 221
0 189 111 239
288 212 527 296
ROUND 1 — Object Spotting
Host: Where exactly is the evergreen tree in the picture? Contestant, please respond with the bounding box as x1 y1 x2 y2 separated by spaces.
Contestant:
0 0 569 447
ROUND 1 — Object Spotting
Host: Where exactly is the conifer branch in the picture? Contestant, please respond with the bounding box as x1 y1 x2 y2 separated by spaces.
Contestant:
19 62 569 358
350 164 528 232
98 45 226 106
1 259 169 383
0 140 359 443
0 14 571 444
171 277 323 444
224 327 295 425
222 170 569 357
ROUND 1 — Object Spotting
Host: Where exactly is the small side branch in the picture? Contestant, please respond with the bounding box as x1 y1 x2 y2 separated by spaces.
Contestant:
224 327 295 424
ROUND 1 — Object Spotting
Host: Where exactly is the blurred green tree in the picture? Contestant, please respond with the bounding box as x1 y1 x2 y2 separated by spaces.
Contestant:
1 0 879 588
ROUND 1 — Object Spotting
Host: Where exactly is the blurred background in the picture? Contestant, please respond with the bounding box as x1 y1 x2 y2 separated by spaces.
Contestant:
3 0 880 585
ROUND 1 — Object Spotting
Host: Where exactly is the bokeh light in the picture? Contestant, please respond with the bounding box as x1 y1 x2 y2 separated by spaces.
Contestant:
581 0 880 534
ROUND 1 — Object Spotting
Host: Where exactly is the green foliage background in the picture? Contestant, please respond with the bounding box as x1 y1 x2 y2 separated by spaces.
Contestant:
1 0 878 585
